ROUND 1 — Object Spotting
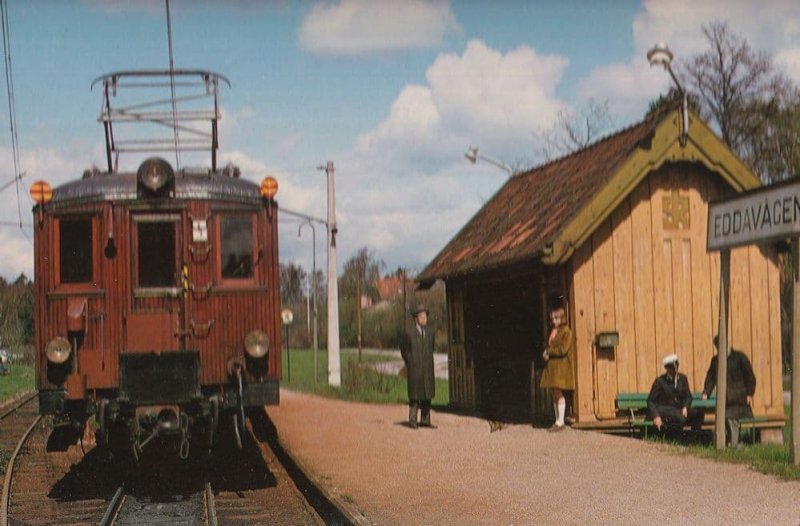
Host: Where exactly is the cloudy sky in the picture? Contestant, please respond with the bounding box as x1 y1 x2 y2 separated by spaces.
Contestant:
0 0 799 281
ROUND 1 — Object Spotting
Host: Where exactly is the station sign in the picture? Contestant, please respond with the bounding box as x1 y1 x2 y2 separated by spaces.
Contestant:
707 179 800 251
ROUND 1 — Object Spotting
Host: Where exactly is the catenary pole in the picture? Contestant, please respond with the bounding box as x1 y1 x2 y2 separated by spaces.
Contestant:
325 161 341 386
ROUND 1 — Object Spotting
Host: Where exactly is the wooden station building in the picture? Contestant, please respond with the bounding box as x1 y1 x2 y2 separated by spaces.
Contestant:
418 108 785 440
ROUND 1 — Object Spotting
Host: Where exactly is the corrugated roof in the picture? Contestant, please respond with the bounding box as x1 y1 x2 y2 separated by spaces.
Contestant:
419 114 662 282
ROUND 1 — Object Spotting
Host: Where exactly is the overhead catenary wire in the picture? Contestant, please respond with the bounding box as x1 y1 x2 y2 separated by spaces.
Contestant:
0 0 25 229
165 0 181 170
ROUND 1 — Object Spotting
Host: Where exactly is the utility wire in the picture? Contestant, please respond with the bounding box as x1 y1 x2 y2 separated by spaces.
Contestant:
166 0 181 170
1 0 24 229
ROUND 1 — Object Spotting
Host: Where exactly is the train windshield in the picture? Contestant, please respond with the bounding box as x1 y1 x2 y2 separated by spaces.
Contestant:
220 214 253 279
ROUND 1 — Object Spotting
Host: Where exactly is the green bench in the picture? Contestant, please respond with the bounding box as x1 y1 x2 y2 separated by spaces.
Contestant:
616 392 766 440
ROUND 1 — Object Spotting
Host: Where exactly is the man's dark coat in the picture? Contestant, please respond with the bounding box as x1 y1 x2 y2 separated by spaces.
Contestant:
400 324 436 401
703 350 756 419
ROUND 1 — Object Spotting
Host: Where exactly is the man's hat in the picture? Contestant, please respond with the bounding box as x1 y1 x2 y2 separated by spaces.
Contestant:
411 304 428 318
662 353 679 367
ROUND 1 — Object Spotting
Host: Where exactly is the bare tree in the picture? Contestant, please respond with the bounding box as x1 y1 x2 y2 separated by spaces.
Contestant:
538 99 615 161
681 20 795 182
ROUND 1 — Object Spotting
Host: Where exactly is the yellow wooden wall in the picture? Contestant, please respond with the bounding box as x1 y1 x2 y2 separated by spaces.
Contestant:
570 163 783 422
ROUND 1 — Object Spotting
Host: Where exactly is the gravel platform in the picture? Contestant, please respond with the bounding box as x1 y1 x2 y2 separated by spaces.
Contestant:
267 389 800 526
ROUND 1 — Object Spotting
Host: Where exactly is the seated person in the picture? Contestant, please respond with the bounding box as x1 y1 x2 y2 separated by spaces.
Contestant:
647 354 703 434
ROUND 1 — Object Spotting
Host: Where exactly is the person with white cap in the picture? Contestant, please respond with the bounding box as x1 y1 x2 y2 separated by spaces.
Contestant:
646 353 703 436
400 304 436 429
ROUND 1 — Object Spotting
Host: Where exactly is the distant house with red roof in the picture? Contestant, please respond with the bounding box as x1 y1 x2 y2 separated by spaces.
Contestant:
418 108 784 441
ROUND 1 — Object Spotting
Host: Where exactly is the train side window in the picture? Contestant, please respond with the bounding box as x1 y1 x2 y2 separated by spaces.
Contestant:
58 218 94 284
219 214 254 281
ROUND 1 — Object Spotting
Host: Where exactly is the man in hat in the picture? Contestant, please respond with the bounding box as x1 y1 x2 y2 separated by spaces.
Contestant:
400 304 436 429
647 354 703 435
701 336 756 447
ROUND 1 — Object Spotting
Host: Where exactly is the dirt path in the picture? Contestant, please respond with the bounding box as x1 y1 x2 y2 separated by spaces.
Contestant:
266 389 800 526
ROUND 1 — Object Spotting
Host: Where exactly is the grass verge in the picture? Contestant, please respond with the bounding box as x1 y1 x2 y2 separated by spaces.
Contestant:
656 405 800 481
281 348 449 407
0 365 34 405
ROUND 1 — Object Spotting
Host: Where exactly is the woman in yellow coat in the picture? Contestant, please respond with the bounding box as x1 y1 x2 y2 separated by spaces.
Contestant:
540 305 575 431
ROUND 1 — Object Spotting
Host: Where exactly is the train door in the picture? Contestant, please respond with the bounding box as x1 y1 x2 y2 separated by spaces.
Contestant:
125 212 185 353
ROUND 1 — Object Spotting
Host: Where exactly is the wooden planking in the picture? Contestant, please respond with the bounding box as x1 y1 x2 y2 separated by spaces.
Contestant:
629 177 657 391
650 176 676 370
611 199 636 394
688 172 715 390
571 240 597 421
766 250 783 414
671 237 695 384
591 219 617 418
729 247 753 369
748 245 770 412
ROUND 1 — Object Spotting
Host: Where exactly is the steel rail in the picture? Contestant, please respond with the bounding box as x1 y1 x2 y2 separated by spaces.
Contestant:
0 392 35 420
99 485 125 526
204 481 217 526
0 414 42 526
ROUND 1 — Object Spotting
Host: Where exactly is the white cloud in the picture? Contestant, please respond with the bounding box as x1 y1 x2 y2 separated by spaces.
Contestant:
356 39 568 167
775 47 800 84
580 0 800 122
322 39 569 271
298 0 461 55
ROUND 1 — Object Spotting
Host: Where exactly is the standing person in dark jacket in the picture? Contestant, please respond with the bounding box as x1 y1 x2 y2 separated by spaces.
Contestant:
647 354 704 435
400 304 436 429
702 335 756 447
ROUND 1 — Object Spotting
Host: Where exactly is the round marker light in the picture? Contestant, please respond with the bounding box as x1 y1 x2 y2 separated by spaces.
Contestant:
244 329 269 358
137 157 175 193
29 180 53 204
45 336 72 364
260 176 278 199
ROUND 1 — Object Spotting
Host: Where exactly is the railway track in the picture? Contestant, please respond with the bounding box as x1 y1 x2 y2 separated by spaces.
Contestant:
3 398 352 526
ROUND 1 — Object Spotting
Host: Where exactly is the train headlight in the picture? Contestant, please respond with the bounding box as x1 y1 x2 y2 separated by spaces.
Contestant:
137 157 175 193
244 330 269 359
45 336 72 364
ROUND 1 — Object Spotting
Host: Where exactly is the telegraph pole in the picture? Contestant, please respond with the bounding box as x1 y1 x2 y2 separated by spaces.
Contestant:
324 161 341 386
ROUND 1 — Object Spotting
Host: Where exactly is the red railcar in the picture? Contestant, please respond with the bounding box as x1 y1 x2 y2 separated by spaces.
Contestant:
32 71 281 458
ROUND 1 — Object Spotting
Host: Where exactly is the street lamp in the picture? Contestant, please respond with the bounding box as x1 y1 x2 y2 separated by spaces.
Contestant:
464 145 513 176
298 220 319 384
647 42 689 146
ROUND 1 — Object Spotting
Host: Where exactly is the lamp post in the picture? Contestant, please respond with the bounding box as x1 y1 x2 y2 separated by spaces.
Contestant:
298 219 319 384
647 42 689 146
464 145 513 175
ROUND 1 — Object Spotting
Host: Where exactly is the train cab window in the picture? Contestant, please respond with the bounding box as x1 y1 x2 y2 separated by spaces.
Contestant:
133 215 178 291
58 218 94 284
219 214 254 280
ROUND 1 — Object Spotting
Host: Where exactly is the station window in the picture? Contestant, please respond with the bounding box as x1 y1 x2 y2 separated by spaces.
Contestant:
219 214 254 280
59 218 93 284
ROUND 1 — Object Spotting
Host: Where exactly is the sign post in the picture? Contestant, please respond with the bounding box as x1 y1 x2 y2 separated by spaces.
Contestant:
707 179 800 459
